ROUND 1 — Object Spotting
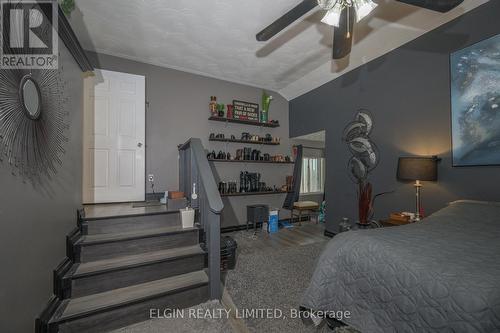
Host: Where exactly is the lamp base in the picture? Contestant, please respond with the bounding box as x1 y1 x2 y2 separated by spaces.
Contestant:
414 180 422 221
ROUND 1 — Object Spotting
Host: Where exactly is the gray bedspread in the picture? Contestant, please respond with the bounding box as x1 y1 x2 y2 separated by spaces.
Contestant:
302 200 500 333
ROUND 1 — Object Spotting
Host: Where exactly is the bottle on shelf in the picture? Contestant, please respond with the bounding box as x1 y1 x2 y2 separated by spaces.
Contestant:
209 96 218 117
227 104 234 119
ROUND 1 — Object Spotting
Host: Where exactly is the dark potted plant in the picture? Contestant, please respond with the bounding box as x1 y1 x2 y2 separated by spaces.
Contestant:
59 0 75 16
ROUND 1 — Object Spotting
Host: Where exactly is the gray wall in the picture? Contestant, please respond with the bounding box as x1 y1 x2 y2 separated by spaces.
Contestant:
0 44 83 331
289 1 500 234
87 52 292 227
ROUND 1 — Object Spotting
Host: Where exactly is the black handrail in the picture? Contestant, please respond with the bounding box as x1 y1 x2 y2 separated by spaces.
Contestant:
178 138 223 300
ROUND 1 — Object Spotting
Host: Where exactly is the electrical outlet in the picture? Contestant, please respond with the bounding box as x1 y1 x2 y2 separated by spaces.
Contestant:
148 174 154 183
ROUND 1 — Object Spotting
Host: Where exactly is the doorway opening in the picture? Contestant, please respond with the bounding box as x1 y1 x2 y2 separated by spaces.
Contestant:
292 130 326 222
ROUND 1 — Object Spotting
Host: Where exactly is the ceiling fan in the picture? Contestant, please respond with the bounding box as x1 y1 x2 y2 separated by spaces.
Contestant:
256 0 465 59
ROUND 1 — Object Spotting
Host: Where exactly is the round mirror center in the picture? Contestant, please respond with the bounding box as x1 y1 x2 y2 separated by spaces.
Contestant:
21 76 41 120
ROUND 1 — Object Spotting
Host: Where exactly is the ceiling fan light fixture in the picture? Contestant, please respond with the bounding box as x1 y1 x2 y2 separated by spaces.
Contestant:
317 0 337 11
321 4 343 27
355 0 377 22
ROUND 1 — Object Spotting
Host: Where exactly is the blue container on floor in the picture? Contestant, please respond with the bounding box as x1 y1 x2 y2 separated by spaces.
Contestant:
268 210 279 233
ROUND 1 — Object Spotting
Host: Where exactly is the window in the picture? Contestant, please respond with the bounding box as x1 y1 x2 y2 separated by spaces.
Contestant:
300 157 325 194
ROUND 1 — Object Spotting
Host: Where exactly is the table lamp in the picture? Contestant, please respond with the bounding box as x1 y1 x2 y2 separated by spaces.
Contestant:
397 156 438 221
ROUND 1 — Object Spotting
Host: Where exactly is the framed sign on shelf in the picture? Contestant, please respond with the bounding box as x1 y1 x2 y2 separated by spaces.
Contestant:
232 100 259 122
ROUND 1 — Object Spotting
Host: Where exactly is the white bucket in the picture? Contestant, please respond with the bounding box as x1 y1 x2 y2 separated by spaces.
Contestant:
180 208 195 229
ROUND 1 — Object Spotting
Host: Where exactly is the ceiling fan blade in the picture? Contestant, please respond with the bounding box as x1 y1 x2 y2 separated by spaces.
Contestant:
332 7 355 59
396 0 465 13
256 0 318 41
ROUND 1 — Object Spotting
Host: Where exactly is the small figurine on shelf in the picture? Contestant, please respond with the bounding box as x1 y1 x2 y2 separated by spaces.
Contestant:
261 90 273 123
209 96 218 117
226 104 234 119
217 104 225 117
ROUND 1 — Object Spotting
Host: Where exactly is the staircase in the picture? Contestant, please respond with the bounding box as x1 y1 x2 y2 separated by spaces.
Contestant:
37 138 223 333
36 209 209 333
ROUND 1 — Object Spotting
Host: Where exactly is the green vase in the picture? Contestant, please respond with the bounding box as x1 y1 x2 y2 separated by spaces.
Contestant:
261 91 272 123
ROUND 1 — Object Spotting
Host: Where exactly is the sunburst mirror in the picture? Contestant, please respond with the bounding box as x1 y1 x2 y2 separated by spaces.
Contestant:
0 0 70 186
0 68 69 186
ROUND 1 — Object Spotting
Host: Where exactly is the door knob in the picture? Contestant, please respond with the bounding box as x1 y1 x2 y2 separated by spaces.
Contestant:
137 142 143 148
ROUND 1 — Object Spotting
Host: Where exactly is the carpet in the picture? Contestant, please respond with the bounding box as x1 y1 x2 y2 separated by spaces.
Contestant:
110 301 233 333
112 231 361 333
224 238 361 333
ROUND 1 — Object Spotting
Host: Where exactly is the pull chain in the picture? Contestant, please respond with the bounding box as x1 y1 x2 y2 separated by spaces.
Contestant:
346 6 351 38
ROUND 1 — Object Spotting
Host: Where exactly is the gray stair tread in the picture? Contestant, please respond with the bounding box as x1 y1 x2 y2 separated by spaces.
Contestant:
55 270 208 322
83 203 180 220
83 211 181 225
72 245 205 277
80 225 197 245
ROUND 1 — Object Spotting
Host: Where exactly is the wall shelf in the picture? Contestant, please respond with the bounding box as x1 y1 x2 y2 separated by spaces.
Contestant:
208 159 294 165
221 191 291 197
208 116 279 128
209 137 280 146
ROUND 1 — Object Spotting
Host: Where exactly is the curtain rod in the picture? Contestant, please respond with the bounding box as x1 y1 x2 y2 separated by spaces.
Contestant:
293 145 324 151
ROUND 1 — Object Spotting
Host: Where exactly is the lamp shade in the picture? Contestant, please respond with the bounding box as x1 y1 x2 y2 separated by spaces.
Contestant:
397 156 438 181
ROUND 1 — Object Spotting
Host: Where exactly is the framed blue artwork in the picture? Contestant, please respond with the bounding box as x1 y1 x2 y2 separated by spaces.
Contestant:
450 33 500 166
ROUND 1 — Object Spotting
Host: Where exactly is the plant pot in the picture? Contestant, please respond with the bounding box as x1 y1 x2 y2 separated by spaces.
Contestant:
180 208 195 229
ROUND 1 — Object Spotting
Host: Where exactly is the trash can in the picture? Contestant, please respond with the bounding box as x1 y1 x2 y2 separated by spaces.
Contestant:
246 204 269 231
220 236 238 271
204 236 237 271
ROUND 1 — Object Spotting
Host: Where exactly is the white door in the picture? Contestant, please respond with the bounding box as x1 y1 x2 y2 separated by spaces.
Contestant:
83 69 146 203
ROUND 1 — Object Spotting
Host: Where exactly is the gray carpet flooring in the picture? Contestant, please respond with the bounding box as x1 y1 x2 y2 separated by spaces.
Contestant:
112 227 360 333
224 235 359 333
110 300 233 333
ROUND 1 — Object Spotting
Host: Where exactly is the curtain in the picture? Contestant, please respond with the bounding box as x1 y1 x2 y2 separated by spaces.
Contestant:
283 145 303 210
300 157 325 194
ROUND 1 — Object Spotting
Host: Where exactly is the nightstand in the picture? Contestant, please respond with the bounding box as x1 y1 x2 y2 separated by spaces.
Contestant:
380 218 413 227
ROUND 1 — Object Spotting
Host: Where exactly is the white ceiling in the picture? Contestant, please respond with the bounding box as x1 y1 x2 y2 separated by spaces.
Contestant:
70 0 489 100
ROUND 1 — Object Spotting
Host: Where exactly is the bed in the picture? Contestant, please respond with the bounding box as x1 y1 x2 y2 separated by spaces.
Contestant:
302 200 500 333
